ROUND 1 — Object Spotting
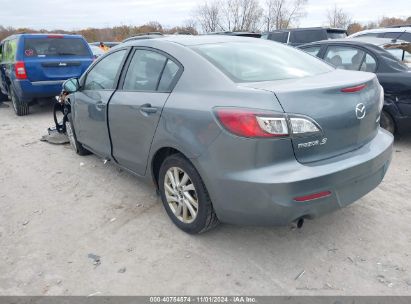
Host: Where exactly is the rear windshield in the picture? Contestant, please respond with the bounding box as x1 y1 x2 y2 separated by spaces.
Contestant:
24 38 90 57
192 41 333 82
289 30 326 44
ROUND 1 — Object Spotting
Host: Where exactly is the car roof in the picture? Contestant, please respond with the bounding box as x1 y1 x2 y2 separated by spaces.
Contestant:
207 31 261 36
265 27 346 33
2 33 84 42
121 35 260 47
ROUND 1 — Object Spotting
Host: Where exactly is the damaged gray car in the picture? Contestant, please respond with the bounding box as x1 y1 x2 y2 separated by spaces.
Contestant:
60 36 393 234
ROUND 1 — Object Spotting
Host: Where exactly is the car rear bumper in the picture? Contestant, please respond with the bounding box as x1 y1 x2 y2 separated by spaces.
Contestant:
13 79 64 102
195 128 393 226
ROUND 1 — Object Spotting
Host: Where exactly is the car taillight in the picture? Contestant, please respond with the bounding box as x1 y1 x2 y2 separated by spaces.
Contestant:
289 117 320 134
215 108 322 138
15 61 27 80
47 35 64 38
341 84 367 93
215 108 289 138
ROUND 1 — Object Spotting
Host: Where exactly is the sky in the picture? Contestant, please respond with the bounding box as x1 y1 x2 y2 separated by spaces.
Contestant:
0 0 410 30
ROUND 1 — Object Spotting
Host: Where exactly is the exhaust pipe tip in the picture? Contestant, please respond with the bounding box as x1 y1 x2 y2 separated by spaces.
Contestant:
297 218 304 229
290 217 305 230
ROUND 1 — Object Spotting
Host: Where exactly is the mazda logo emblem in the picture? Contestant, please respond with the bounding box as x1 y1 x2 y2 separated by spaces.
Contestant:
355 103 366 120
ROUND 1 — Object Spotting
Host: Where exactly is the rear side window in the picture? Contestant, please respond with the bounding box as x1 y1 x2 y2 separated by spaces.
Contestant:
123 50 168 91
24 38 90 57
158 60 180 91
289 30 326 44
301 46 322 57
193 41 333 83
360 54 377 72
324 46 365 70
84 50 127 90
268 32 289 43
2 39 17 62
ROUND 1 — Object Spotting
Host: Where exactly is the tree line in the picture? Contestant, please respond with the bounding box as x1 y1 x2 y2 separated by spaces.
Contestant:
0 21 198 42
0 0 410 42
194 0 411 34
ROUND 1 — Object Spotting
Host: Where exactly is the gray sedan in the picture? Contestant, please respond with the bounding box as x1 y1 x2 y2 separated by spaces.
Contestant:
62 36 393 233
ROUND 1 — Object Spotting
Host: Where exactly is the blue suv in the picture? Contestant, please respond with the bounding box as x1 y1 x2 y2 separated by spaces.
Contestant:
0 34 93 115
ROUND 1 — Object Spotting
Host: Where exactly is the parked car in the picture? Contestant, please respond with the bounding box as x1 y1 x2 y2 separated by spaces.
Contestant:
262 27 346 46
348 26 411 42
61 36 392 234
299 38 411 134
89 44 105 59
207 31 262 38
89 41 119 48
0 33 93 116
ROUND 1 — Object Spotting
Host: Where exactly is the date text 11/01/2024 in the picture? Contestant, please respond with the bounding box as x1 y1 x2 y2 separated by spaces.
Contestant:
149 296 257 303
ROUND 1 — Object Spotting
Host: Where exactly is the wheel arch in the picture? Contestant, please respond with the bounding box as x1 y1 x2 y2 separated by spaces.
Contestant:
151 147 187 189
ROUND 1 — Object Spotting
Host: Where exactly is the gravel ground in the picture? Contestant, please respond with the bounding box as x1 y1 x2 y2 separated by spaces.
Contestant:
0 101 410 296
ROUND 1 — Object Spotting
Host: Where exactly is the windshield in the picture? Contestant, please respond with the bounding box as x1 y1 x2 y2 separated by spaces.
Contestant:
24 37 90 57
192 41 333 82
384 43 411 67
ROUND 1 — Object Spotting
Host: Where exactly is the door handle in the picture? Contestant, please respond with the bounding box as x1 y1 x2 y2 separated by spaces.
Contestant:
96 102 105 110
140 104 158 115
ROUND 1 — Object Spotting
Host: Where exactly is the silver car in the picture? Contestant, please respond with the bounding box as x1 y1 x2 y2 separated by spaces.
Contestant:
62 36 393 234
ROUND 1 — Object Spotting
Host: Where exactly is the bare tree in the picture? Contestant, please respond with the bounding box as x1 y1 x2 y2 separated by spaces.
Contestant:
326 4 351 29
194 1 222 33
194 0 263 33
220 0 263 31
264 0 308 31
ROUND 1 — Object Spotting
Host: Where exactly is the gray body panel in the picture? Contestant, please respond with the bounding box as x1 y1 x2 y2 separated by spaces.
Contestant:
70 36 394 226
109 91 170 175
74 89 113 158
242 70 381 163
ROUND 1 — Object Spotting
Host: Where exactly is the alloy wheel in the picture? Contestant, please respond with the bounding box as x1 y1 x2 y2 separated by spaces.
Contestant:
164 167 198 224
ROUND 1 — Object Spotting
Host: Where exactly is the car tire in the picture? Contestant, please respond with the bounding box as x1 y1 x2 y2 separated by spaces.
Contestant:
158 153 219 234
66 113 91 156
10 87 29 116
380 110 395 134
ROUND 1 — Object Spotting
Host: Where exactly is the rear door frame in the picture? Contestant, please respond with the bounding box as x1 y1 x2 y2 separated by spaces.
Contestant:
107 46 184 175
321 43 380 72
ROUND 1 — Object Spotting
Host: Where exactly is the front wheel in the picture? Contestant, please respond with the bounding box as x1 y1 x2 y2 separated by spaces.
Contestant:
10 88 29 116
158 154 219 234
380 110 395 134
66 113 91 156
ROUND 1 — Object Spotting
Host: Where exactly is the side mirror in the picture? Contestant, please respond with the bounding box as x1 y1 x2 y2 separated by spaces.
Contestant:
63 78 80 93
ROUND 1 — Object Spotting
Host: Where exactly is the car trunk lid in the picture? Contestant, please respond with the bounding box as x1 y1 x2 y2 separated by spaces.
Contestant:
241 70 382 163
